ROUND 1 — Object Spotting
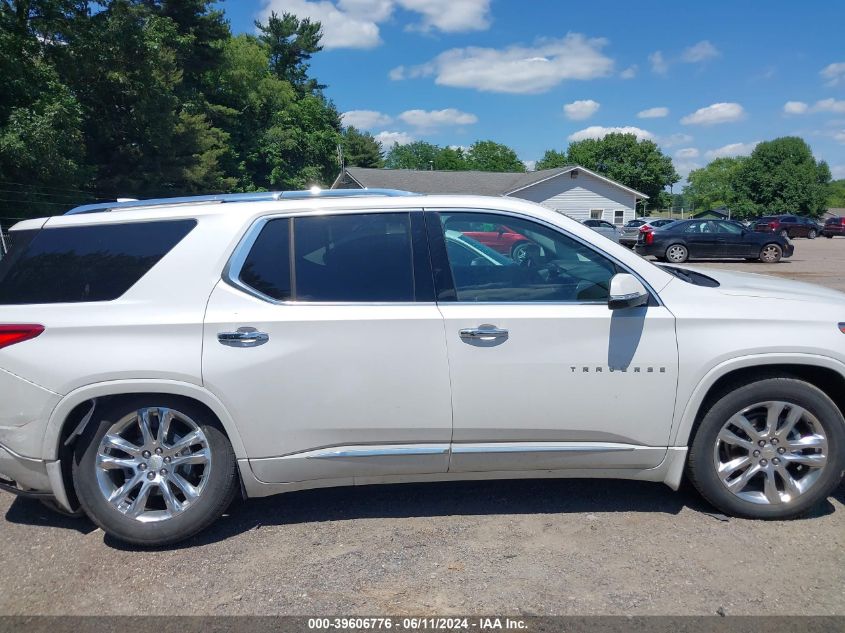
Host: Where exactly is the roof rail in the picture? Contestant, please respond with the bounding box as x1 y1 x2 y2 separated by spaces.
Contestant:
64 188 416 215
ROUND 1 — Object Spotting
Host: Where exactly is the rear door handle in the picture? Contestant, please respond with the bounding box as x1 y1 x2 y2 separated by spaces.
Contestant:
459 326 509 341
218 327 269 347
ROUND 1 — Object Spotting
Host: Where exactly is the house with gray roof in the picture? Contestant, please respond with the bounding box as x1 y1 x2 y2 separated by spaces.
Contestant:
332 165 648 226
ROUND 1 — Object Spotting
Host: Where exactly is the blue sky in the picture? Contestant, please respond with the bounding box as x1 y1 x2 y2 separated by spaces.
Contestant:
220 0 845 180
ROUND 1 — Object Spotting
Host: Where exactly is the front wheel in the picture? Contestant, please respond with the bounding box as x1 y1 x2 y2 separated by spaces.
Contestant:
665 244 688 263
688 378 845 519
808 229 817 239
759 243 782 263
72 397 238 546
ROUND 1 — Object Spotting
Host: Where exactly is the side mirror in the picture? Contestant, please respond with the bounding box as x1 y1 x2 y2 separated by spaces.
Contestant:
608 273 649 310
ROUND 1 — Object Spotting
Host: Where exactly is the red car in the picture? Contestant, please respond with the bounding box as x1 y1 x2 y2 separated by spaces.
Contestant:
456 222 534 260
822 216 845 238
753 214 821 239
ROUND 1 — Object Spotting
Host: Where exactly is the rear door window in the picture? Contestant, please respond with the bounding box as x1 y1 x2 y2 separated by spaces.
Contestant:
235 212 419 303
0 220 196 305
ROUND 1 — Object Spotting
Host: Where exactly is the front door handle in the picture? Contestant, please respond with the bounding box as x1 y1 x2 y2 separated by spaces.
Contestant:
218 327 269 347
459 325 509 342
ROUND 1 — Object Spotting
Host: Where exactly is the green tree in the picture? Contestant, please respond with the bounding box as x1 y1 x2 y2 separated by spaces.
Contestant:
342 126 383 168
535 149 568 170
736 137 832 217
828 180 845 208
683 157 748 215
435 146 468 170
563 133 678 211
256 11 324 94
384 141 440 170
466 140 525 172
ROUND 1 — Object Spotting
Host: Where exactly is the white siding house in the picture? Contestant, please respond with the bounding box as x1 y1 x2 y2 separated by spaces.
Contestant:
332 166 646 226
507 168 640 226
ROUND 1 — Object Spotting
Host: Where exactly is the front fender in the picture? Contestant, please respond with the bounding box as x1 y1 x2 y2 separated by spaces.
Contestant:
670 353 845 447
42 379 247 460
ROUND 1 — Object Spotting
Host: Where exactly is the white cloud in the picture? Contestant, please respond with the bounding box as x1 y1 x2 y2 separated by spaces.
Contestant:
374 130 415 147
834 130 845 145
399 34 614 94
675 147 699 159
568 126 653 142
257 0 490 49
523 160 537 171
658 132 694 147
681 102 745 125
619 65 637 79
397 0 491 32
398 108 478 129
341 109 393 129
637 106 669 119
674 159 701 179
783 101 809 115
649 51 668 74
388 66 406 80
814 98 845 114
831 164 845 179
821 62 845 87
681 40 720 63
781 99 845 115
705 141 758 159
563 99 600 120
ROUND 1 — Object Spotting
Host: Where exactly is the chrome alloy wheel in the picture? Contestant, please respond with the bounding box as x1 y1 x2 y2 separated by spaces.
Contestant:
95 407 212 522
713 401 828 505
666 245 687 263
760 244 781 263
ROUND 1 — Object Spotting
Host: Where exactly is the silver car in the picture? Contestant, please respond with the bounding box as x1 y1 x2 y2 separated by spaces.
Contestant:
582 219 621 243
620 217 676 247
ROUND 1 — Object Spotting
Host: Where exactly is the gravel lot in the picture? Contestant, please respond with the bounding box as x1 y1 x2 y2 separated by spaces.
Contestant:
2 236 845 617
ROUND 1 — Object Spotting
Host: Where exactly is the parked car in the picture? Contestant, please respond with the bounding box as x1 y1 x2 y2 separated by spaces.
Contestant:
448 220 534 261
635 219 793 263
754 215 821 239
582 218 621 242
620 217 675 247
1 190 843 546
822 216 845 238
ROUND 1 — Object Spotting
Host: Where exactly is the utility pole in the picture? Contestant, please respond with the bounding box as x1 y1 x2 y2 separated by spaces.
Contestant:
0 223 7 258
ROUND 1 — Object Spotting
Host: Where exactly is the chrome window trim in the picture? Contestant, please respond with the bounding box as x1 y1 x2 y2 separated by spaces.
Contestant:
222 206 664 308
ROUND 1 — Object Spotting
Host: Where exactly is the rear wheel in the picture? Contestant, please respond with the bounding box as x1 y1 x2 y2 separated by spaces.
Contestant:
665 244 688 263
759 243 782 263
72 396 238 546
688 378 845 519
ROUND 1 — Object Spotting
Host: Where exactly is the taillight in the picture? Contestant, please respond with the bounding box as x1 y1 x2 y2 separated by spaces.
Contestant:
769 222 777 230
639 225 655 245
0 325 45 350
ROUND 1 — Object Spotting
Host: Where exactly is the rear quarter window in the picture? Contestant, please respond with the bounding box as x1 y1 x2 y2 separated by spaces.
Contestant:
0 219 196 305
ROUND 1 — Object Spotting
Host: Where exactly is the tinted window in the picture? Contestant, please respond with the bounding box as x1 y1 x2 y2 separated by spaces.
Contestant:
439 212 618 303
716 221 743 234
239 218 291 301
236 213 417 302
625 220 645 228
0 220 195 305
294 213 414 302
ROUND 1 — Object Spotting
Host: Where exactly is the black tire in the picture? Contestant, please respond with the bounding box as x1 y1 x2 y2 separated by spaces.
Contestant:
759 243 782 263
688 378 845 520
826 235 833 239
808 229 817 239
510 241 531 262
72 396 238 546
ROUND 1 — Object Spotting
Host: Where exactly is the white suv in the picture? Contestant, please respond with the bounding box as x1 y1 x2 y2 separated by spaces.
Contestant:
1 191 843 545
